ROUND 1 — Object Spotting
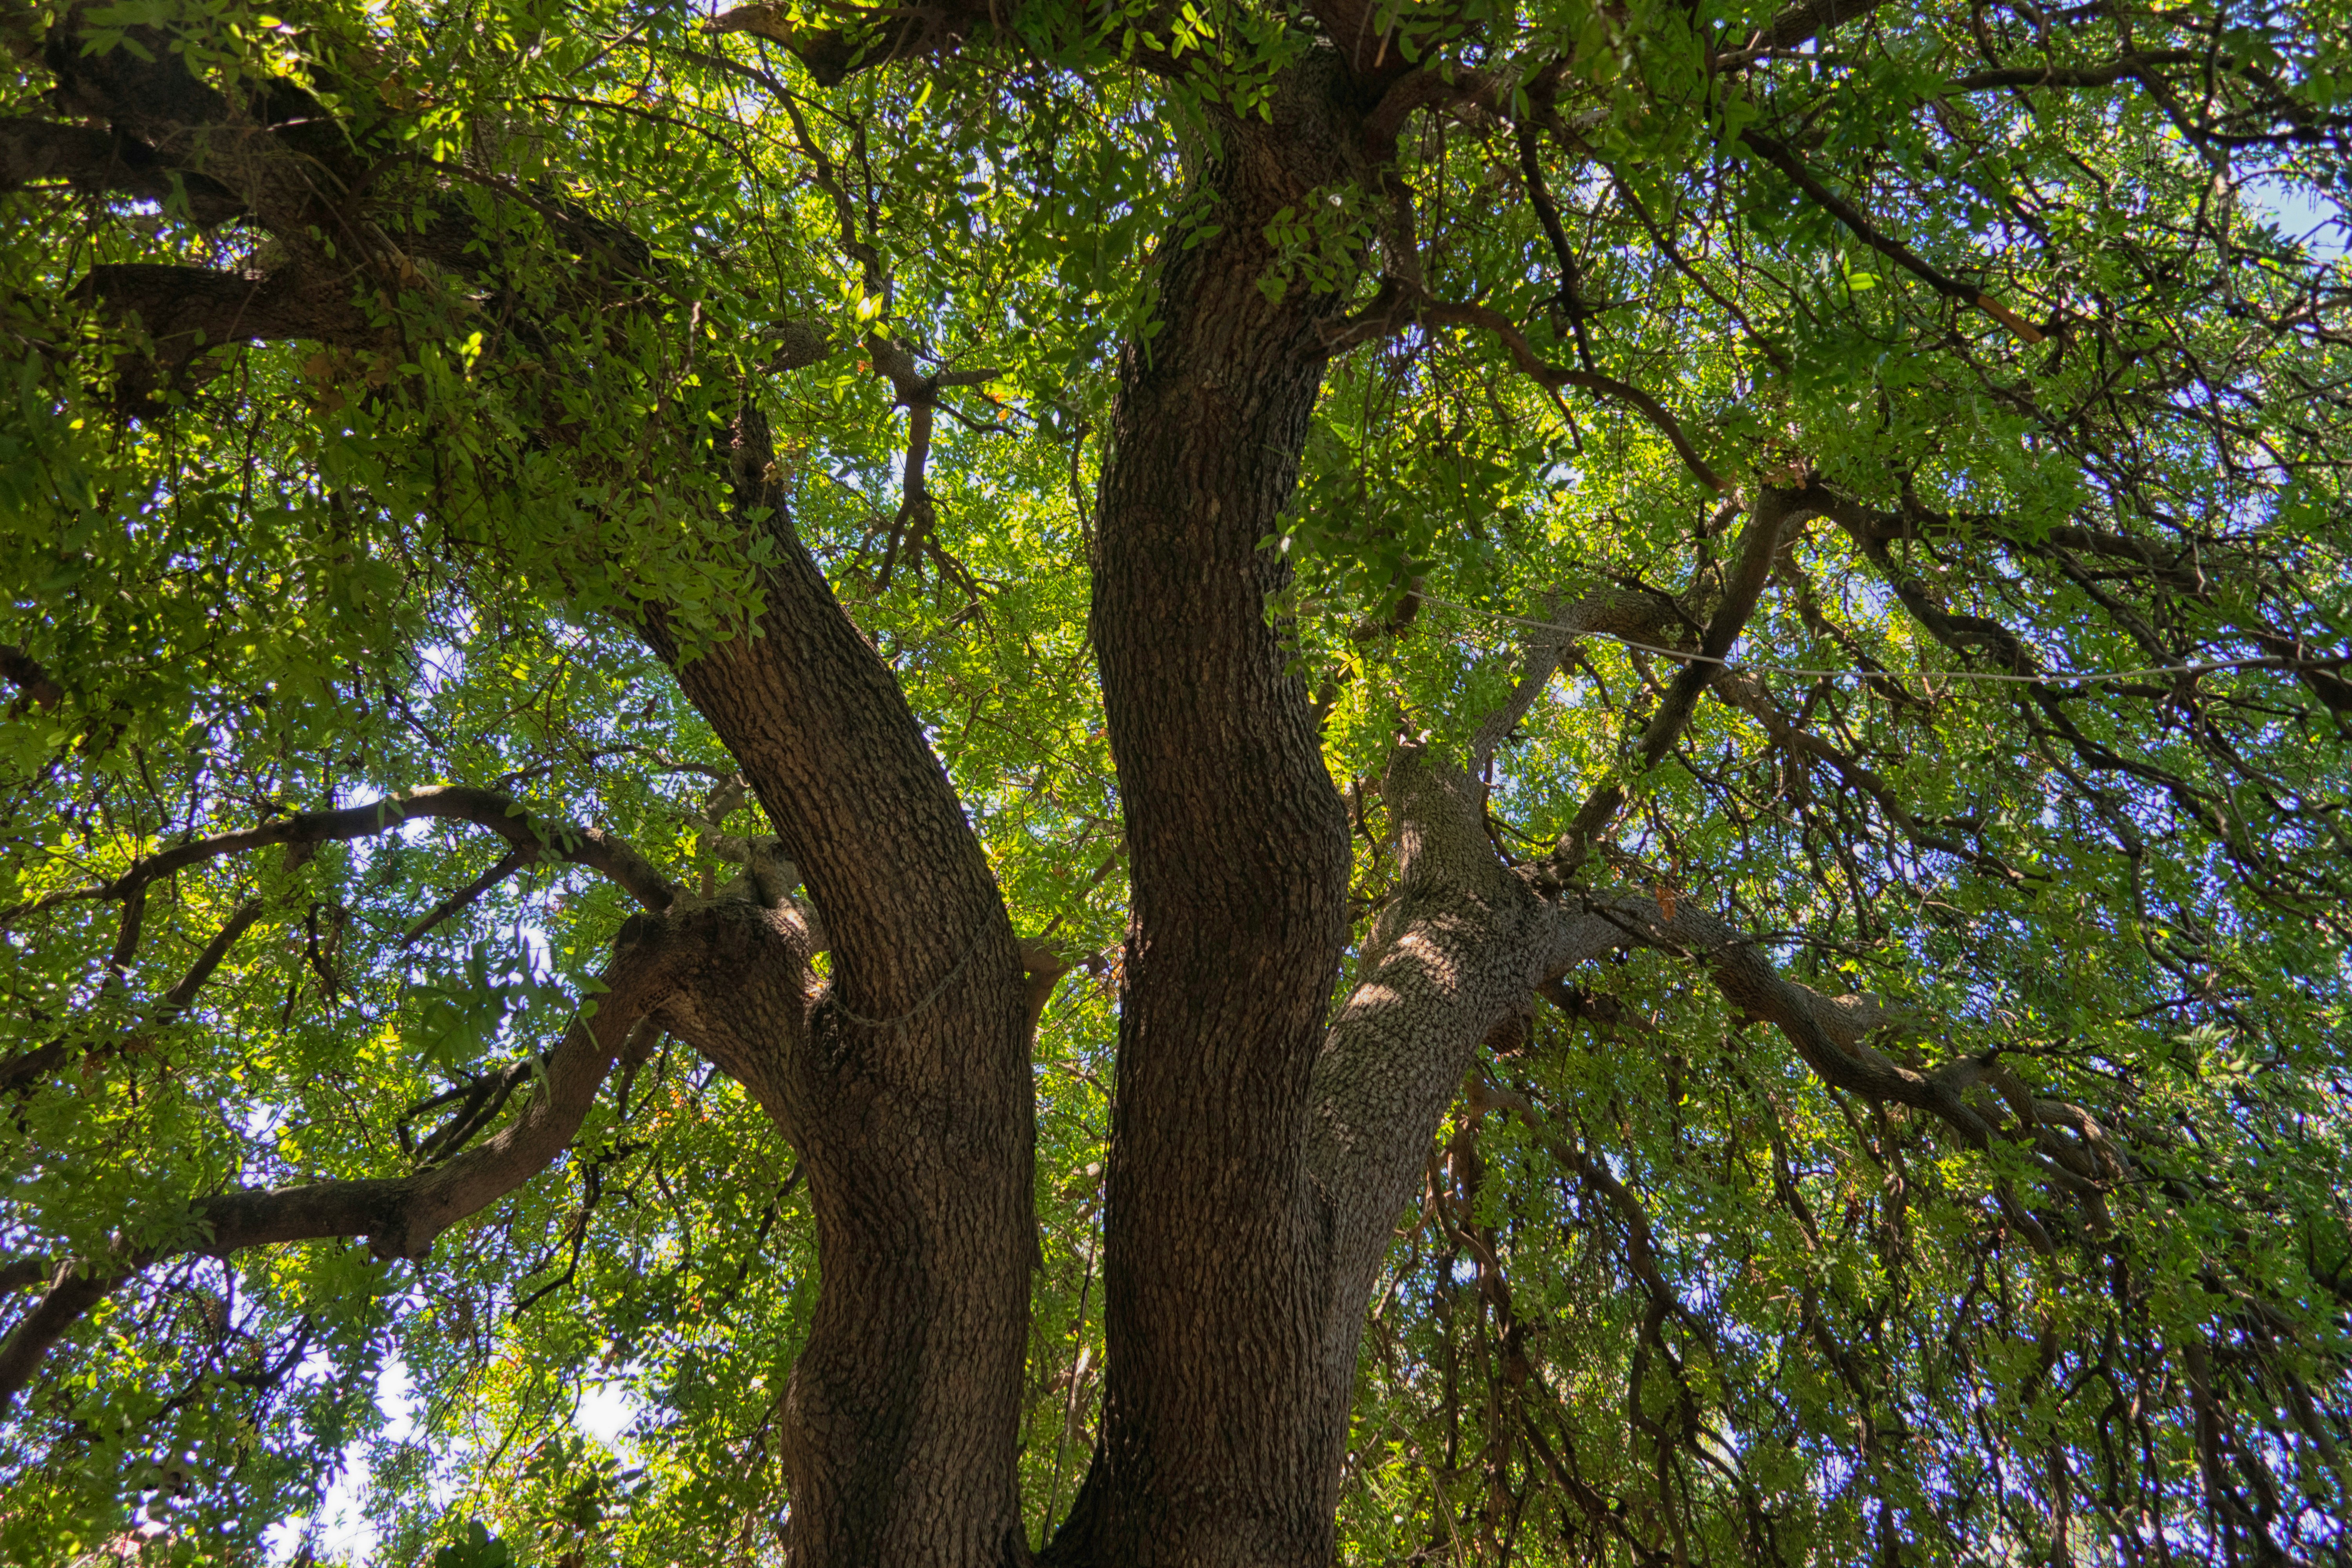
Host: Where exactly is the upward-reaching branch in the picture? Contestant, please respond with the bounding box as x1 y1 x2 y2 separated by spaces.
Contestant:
0 908 687 1412
1555 487 1807 867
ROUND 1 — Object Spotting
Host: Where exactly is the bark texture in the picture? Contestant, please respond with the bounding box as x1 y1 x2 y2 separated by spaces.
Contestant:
641 425 1036 1568
1053 56 1369 1568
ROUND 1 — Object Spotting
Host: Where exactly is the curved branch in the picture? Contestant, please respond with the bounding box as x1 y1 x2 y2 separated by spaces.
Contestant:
1417 300 1728 494
1709 671 2034 882
707 0 996 86
0 897 265 1098
1714 0 1893 64
1942 51 2200 94
76 262 373 356
0 910 684 1412
1468 585 1686 773
1573 891 1987 1126
0 784 679 934
1565 893 2120 1213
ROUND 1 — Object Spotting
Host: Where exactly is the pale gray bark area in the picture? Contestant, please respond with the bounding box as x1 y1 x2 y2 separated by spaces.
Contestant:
1301 586 1691 1454
1293 575 2058 1480
1304 742 1617 1423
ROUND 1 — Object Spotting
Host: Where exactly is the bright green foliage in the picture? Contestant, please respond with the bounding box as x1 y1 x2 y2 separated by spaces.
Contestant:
2 0 2350 1562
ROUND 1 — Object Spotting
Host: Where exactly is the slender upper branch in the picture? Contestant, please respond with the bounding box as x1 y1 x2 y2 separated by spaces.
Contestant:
1735 131 2045 343
0 785 679 934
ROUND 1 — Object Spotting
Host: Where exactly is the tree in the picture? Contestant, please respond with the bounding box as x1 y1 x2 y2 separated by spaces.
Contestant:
2 0 2349 1560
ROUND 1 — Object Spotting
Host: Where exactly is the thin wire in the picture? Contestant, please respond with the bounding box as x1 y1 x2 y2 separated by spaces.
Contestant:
829 917 994 1030
1416 594 2345 687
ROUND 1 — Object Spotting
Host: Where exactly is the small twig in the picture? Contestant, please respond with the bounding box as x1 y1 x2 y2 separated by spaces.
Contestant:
403 850 535 947
1737 129 2047 343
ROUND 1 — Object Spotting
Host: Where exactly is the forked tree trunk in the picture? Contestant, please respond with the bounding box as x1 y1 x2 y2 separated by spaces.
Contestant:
641 50 1548 1568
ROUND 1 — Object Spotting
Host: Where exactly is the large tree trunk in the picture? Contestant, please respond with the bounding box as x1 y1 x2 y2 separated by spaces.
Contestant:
644 419 1037 1568
1050 56 1378 1568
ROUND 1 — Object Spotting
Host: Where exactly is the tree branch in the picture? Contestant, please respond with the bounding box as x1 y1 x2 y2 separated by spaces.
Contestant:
0 897 265 1098
0 645 62 714
1416 300 1730 493
401 851 535 948
0 910 686 1412
1467 585 1685 773
0 116 243 223
1942 51 2200 94
1567 890 2123 1212
73 263 375 402
0 784 678 936
1556 488 1807 867
0 1259 50 1292
1708 671 2034 881
707 0 996 87
1735 131 2045 343
1712 0 1894 68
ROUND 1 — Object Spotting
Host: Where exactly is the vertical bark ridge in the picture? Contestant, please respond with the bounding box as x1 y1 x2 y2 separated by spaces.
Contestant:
1058 62 1366 1568
640 416 1034 1568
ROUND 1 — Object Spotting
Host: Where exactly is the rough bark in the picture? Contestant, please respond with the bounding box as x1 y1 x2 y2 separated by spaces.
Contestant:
1051 55 1368 1568
1302 746 1618 1437
1304 581 1698 1388
641 420 1036 1568
0 114 245 223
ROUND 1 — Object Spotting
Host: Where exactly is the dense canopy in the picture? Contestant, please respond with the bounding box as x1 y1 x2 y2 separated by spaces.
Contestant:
2 0 2350 1562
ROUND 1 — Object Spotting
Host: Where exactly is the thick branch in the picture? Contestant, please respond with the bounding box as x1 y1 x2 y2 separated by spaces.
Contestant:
1296 0 1428 94
1557 488 1806 864
41 7 392 273
1573 892 2116 1200
1468 585 1684 772
0 116 243 223
1720 0 1894 60
0 645 63 713
76 263 374 361
0 912 682 1412
708 0 995 86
